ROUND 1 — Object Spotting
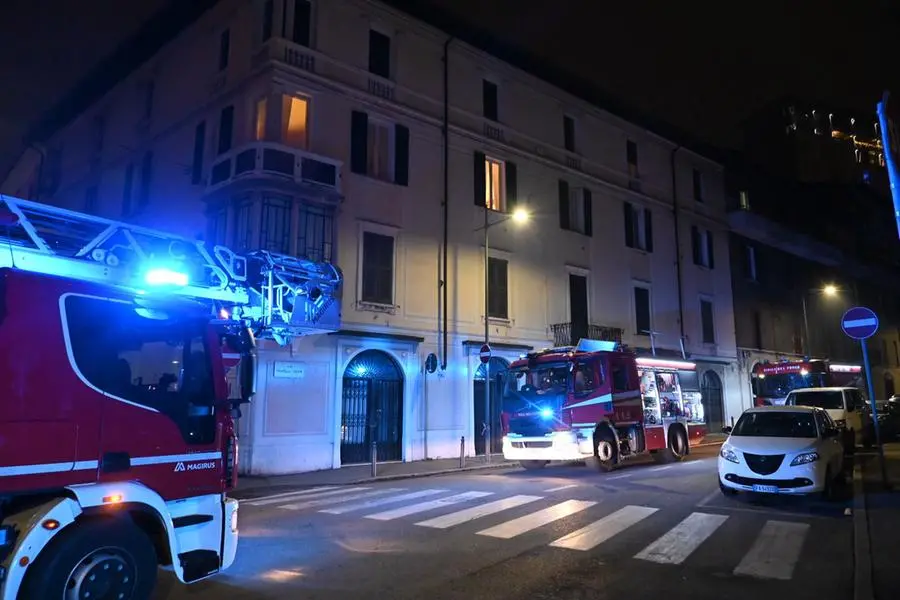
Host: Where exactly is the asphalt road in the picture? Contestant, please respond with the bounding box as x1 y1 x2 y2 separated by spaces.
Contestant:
153 446 855 600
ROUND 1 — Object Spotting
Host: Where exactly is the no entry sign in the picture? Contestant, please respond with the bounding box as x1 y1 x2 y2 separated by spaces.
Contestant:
479 344 492 364
841 307 879 340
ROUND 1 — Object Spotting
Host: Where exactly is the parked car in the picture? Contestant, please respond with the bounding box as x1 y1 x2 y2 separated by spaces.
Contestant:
718 406 845 500
783 387 872 452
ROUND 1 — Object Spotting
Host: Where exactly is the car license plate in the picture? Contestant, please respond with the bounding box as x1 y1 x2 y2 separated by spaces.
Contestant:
751 484 779 494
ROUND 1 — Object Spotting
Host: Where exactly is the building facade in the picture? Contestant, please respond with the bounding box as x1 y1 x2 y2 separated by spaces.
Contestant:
2 0 740 474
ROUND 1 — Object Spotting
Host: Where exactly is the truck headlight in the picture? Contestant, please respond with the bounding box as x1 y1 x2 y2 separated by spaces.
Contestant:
790 452 819 466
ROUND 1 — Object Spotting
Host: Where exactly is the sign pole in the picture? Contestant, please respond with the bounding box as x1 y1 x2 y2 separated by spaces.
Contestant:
860 339 889 489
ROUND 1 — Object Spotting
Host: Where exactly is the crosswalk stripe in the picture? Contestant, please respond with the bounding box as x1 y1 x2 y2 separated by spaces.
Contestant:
247 486 370 507
733 520 809 580
634 512 728 564
280 488 405 511
549 505 658 551
320 489 449 515
244 486 341 506
365 491 494 521
416 495 543 529
476 499 596 539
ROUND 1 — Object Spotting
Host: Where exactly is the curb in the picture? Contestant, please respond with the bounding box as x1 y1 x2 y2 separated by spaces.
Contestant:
853 458 874 600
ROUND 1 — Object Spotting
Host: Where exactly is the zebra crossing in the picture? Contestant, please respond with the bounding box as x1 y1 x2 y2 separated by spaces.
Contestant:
244 485 814 581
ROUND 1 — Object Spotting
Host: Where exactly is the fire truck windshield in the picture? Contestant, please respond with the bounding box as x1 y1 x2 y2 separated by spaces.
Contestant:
754 372 826 400
505 362 570 397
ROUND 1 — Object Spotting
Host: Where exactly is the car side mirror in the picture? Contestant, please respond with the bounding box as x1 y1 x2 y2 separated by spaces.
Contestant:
722 426 733 435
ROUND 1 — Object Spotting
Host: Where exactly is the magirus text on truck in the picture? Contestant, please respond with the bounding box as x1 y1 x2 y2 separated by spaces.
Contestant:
0 195 342 599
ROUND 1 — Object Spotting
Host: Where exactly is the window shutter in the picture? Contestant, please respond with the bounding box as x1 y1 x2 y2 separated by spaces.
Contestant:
350 111 368 174
623 201 634 247
583 188 593 236
691 226 701 265
394 124 409 186
558 179 570 230
707 231 715 269
473 151 486 207
644 208 653 252
505 161 517 212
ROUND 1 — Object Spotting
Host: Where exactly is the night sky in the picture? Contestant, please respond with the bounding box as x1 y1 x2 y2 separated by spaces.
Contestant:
1 0 897 178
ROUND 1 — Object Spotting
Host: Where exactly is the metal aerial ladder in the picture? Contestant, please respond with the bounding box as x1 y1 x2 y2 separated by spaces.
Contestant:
0 194 342 344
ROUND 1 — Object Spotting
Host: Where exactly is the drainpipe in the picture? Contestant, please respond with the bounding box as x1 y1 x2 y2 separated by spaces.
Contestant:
440 37 454 370
671 145 686 355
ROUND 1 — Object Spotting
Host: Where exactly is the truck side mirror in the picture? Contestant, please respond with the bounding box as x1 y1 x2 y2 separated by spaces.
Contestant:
238 349 257 403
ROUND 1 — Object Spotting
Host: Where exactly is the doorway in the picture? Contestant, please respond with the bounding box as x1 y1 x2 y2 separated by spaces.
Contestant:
340 350 404 464
473 357 508 455
701 370 725 432
569 273 588 345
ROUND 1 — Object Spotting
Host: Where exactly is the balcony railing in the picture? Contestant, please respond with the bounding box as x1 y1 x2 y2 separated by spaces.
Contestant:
551 322 624 347
207 141 343 196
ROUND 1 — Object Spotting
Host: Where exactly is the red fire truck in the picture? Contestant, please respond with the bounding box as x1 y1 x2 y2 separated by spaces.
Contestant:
751 359 862 406
0 195 342 599
500 339 708 471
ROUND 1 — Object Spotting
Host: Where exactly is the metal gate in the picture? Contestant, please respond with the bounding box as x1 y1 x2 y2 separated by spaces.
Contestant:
341 350 404 464
701 370 725 432
474 357 508 455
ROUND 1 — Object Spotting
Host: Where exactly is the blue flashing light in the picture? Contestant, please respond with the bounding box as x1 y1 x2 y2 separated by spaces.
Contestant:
540 408 553 419
144 267 189 287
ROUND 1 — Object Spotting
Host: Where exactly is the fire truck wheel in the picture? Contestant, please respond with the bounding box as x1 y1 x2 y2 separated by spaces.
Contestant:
21 516 157 600
520 460 548 470
653 426 688 464
593 429 618 472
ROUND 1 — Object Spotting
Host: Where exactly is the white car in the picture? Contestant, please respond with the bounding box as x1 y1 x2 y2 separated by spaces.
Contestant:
718 405 845 499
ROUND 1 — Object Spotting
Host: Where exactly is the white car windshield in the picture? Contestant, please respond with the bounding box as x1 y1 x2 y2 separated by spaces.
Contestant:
787 390 844 410
731 412 818 438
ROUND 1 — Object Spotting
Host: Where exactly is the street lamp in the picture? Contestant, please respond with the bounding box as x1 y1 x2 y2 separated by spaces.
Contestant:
802 284 840 356
478 204 530 462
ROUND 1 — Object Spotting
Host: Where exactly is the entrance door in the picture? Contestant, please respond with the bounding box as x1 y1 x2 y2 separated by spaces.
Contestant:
701 371 725 432
341 350 404 464
474 357 508 455
569 274 589 345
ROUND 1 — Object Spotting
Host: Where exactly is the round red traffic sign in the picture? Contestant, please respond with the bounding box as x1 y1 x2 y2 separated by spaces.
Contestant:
479 344 492 364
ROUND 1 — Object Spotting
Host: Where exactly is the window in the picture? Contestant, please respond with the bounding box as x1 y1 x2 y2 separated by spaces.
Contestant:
350 111 410 186
288 0 311 46
281 95 309 148
254 98 267 140
612 360 629 392
752 311 762 349
361 231 394 305
557 182 592 235
692 168 704 202
218 29 230 71
259 194 292 254
487 257 508 320
474 152 516 212
626 140 638 178
262 0 274 41
122 164 134 215
623 202 653 252
191 121 206 185
744 244 757 281
563 116 575 152
634 286 651 336
700 299 715 344
691 226 715 268
84 186 98 213
138 151 153 209
482 80 498 121
574 360 601 393
217 105 234 155
739 190 750 210
64 294 217 445
368 29 391 79
297 204 334 263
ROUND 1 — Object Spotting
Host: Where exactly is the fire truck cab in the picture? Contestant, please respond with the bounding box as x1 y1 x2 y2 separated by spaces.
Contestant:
751 359 862 406
501 339 707 471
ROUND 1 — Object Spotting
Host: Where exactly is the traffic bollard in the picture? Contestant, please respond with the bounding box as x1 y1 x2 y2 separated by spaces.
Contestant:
459 436 465 468
371 441 377 478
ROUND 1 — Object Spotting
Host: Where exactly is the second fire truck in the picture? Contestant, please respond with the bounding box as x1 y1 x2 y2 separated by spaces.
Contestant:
501 339 708 471
751 359 862 406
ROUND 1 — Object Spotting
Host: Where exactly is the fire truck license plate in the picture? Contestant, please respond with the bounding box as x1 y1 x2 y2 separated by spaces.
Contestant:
751 484 779 494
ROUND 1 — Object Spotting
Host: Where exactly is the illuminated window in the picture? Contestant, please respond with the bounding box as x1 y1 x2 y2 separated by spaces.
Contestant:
484 157 505 211
281 95 309 148
739 190 750 210
367 120 393 181
254 98 267 141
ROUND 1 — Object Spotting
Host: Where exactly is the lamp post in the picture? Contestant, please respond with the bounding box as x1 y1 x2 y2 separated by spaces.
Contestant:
801 284 838 357
478 205 529 462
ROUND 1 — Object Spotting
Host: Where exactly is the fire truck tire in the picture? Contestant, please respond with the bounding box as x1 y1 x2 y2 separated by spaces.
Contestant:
20 516 157 600
520 460 548 470
593 429 618 472
653 426 687 464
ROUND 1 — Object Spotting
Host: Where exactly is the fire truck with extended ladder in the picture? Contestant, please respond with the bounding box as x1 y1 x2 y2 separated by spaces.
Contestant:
751 359 862 406
0 194 342 599
500 339 708 471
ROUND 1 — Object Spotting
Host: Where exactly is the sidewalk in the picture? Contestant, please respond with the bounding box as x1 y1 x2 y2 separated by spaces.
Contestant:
235 434 726 496
857 442 900 600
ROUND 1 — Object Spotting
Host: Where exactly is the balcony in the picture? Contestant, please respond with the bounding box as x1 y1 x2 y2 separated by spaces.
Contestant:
207 142 343 201
551 322 624 347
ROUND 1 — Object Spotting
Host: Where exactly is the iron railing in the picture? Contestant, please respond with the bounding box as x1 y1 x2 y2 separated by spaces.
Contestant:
550 322 623 347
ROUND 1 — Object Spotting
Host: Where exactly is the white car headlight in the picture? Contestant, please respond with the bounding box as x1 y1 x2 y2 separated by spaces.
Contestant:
790 452 819 466
720 445 740 464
